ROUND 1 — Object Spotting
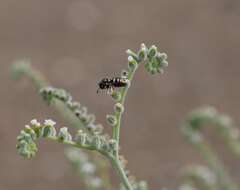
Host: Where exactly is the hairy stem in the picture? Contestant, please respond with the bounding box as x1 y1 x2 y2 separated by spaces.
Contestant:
113 67 137 157
108 155 133 190
13 63 112 189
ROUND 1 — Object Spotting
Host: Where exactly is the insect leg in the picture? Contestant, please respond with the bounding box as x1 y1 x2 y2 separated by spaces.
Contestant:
107 86 114 95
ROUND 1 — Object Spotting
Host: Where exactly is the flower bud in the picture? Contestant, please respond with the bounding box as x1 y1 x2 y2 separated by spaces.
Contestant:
106 115 117 127
71 101 81 110
156 53 168 67
44 119 56 127
18 130 32 143
17 140 38 159
42 125 57 138
148 45 157 58
24 125 37 140
86 114 96 124
30 119 41 127
39 87 54 104
75 130 87 145
128 56 138 71
121 70 129 78
114 103 124 113
109 139 117 153
58 127 72 142
92 135 102 150
54 89 70 102
126 49 139 62
93 124 104 135
111 91 121 101
138 43 148 61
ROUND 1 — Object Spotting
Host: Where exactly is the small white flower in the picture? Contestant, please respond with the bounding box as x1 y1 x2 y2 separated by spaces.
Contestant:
81 162 96 174
25 125 31 130
89 177 102 188
128 55 134 62
30 119 41 127
109 139 117 144
65 149 88 163
44 119 56 127
140 43 146 49
126 49 131 54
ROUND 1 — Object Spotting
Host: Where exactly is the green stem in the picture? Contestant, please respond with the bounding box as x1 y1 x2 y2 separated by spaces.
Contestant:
15 64 114 190
113 66 138 157
47 136 97 151
108 155 133 190
49 136 132 190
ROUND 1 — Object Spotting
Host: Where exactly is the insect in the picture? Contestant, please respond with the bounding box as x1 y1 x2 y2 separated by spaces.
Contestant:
97 77 129 94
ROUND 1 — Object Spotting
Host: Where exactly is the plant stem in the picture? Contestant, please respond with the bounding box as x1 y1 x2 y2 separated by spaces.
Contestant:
49 136 133 190
196 141 238 190
113 67 138 157
108 155 133 190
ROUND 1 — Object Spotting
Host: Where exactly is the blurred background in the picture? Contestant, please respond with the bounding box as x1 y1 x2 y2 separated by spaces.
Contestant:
0 0 240 189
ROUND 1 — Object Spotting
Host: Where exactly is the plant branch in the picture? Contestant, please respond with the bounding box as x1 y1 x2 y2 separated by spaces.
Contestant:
182 106 240 190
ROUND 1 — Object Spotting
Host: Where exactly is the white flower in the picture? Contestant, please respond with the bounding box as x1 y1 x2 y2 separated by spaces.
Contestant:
140 43 146 49
25 125 31 130
30 119 40 127
89 177 102 188
44 119 56 127
128 55 134 62
81 162 96 174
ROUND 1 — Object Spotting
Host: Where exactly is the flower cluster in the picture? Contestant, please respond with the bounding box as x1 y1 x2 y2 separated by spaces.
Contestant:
126 43 168 74
40 87 103 135
181 106 240 190
16 119 118 159
110 43 168 103
180 165 217 190
182 106 240 154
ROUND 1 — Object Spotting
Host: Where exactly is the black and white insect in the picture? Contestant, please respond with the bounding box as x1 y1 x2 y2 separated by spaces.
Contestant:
97 77 129 94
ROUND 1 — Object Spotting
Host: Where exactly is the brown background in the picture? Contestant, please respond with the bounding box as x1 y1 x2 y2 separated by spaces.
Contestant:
0 0 240 189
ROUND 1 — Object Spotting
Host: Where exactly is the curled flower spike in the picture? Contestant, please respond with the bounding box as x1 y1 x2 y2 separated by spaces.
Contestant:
183 106 240 156
180 165 217 190
40 87 103 135
182 106 240 190
16 119 121 159
15 43 169 190
17 131 38 158
12 61 113 189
